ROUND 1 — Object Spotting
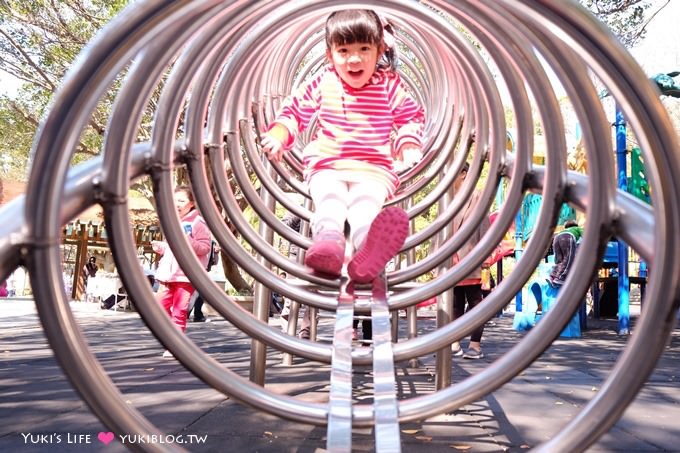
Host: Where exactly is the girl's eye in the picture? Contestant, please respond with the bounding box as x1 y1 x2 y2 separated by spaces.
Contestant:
361 46 371 52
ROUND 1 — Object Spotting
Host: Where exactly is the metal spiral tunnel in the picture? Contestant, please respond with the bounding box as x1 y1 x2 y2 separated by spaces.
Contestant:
1 1 679 452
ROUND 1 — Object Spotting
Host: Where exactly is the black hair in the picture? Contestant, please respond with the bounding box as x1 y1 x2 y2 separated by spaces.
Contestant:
174 185 194 203
325 9 397 72
380 20 398 71
461 161 470 173
564 219 578 228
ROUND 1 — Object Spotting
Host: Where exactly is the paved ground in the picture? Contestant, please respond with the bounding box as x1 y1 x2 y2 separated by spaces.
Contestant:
0 297 678 452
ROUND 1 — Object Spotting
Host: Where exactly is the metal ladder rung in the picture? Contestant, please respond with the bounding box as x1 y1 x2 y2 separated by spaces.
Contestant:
326 280 355 452
371 276 401 453
326 276 401 453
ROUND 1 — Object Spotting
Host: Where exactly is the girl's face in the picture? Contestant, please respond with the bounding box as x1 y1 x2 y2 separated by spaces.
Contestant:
453 170 467 193
326 42 381 88
174 191 194 218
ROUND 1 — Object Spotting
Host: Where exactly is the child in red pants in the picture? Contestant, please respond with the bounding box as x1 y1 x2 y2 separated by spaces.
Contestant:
152 186 212 356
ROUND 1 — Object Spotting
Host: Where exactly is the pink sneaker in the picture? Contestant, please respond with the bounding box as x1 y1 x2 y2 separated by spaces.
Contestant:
348 207 409 284
304 230 345 276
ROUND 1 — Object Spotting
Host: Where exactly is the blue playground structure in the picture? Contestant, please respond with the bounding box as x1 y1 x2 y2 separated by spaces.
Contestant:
511 69 672 336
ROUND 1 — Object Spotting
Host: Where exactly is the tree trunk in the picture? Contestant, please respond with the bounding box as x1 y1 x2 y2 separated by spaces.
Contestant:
221 251 252 294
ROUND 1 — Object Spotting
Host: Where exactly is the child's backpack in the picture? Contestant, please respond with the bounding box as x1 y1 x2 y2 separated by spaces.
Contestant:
207 241 219 270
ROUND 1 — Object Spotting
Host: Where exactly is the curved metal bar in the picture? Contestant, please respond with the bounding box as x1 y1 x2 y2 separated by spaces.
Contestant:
0 143 157 280
389 0 567 358
105 0 337 425
392 0 614 422
146 2 338 362
500 1 680 450
8 0 680 448
22 2 209 450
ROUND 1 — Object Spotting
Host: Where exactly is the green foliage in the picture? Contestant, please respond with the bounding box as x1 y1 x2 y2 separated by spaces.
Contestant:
406 176 441 282
0 0 128 177
0 96 33 180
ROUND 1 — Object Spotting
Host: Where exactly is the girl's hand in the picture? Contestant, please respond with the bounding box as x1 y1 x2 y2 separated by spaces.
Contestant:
260 134 284 162
151 241 165 254
398 145 422 169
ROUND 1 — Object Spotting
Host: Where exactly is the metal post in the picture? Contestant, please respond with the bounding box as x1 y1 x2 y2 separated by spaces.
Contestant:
309 306 318 341
435 289 453 389
282 200 310 366
435 174 454 389
72 222 89 301
250 163 277 384
514 209 523 312
405 199 419 368
615 106 630 335
281 299 301 366
639 260 647 308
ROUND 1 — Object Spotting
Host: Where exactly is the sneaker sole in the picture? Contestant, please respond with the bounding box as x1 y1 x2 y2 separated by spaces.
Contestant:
304 244 344 276
348 207 409 283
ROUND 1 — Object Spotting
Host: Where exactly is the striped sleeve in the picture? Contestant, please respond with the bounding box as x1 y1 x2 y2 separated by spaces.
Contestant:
272 73 322 149
387 74 425 153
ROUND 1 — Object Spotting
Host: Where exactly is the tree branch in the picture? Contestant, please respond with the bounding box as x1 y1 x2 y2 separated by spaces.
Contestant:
0 28 57 91
7 99 39 127
62 0 109 28
48 0 87 46
7 100 99 156
0 67 49 91
629 0 671 44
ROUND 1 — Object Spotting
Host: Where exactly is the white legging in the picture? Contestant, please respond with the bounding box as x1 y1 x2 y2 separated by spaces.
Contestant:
308 171 389 249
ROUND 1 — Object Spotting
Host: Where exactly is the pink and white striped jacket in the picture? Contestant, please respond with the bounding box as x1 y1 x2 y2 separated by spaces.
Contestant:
273 65 425 193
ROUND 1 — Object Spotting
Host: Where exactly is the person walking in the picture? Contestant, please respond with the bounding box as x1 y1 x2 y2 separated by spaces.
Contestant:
83 256 98 292
449 163 491 359
152 186 212 357
548 220 583 289
189 240 219 322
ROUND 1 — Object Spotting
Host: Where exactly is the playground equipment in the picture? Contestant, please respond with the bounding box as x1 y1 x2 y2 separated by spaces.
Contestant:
652 71 680 98
0 1 679 452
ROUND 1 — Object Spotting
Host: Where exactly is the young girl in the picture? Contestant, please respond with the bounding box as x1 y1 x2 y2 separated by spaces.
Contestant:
152 186 212 356
261 9 425 283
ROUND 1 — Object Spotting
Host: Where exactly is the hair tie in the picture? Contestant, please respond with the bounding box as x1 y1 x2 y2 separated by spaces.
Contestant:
380 16 395 49
383 28 395 49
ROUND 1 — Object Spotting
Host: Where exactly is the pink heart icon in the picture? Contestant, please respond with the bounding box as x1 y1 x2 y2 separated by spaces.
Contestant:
98 432 115 445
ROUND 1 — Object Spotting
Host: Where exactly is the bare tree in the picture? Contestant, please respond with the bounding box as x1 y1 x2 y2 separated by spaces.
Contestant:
579 0 671 47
